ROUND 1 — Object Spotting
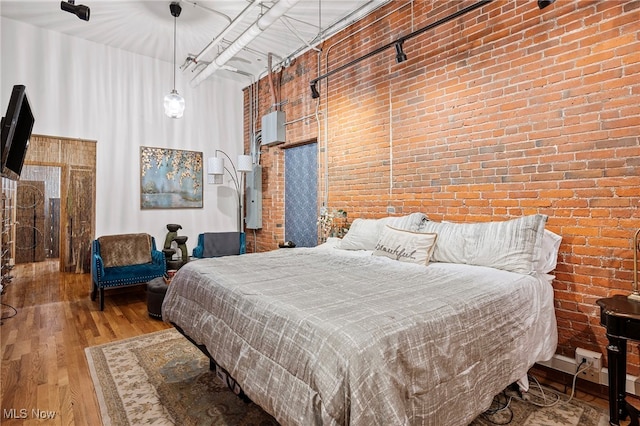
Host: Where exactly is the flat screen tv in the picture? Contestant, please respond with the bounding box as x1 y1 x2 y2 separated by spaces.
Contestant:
1 85 35 180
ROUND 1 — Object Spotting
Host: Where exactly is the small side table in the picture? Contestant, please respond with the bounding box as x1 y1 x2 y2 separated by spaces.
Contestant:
147 277 169 320
597 295 640 426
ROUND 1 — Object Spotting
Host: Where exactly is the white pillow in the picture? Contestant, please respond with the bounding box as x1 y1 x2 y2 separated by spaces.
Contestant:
338 213 429 251
338 218 381 250
373 226 437 265
382 212 429 232
420 215 547 274
537 229 562 273
435 218 560 273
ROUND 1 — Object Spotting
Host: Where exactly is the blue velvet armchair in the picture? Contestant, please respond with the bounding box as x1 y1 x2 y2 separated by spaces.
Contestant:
91 233 165 311
192 232 246 258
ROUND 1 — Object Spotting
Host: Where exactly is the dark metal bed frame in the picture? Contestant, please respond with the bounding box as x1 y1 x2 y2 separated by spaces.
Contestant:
172 323 252 403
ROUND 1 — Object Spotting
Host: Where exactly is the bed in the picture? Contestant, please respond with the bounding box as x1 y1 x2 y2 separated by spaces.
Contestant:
162 213 559 425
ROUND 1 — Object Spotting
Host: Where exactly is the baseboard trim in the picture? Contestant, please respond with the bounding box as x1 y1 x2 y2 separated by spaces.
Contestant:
536 354 640 396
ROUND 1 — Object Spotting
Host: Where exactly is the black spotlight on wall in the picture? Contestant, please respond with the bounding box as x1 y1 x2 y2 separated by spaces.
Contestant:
310 82 320 99
61 0 90 21
537 0 556 9
394 41 407 64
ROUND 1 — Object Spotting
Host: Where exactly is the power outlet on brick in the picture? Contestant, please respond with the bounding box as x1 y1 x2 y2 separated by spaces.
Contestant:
575 347 602 383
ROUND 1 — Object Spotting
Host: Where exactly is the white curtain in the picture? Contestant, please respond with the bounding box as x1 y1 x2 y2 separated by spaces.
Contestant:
1 17 248 247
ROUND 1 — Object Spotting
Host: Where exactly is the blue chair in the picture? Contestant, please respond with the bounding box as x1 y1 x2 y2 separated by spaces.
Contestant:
91 233 165 311
192 232 246 258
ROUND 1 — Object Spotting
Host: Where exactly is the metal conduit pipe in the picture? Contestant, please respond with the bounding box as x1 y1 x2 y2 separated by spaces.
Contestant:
314 1 492 207
184 0 264 73
318 0 413 208
191 0 301 87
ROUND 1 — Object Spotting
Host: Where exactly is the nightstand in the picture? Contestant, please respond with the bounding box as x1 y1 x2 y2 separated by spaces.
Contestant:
597 295 640 426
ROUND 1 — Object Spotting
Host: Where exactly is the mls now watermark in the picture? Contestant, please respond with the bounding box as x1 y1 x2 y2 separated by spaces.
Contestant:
3 408 57 419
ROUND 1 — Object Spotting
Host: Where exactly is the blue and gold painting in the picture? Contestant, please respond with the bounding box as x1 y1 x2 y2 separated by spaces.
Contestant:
140 146 203 209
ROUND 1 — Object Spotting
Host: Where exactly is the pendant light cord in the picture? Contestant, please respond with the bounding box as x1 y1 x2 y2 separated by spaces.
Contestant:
173 14 177 90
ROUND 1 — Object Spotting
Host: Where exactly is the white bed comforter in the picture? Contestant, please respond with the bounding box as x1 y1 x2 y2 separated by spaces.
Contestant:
162 241 557 426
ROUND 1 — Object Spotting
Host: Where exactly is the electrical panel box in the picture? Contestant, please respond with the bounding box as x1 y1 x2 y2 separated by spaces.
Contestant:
261 111 285 146
245 165 262 229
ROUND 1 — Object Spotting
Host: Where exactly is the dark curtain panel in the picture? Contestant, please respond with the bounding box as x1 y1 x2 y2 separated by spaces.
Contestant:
284 143 318 247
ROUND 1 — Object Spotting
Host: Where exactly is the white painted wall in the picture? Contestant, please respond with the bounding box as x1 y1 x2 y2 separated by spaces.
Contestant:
1 16 249 250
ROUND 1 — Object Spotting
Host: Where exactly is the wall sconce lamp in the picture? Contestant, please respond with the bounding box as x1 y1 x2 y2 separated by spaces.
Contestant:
629 228 640 301
60 0 90 21
395 41 407 64
537 0 556 9
207 150 253 233
310 82 320 99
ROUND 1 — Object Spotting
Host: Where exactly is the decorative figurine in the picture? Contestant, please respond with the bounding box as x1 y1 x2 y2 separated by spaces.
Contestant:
164 224 182 250
163 224 188 269
173 235 189 264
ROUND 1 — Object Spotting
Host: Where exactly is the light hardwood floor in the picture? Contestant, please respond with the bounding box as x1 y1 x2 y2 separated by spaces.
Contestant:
0 260 171 425
0 260 625 425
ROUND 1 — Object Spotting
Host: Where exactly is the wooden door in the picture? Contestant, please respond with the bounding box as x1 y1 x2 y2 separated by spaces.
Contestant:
64 168 94 273
49 198 60 258
15 181 45 263
22 135 96 273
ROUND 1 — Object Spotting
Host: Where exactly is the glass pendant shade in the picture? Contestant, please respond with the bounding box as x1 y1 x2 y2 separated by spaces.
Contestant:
164 3 184 119
164 90 185 118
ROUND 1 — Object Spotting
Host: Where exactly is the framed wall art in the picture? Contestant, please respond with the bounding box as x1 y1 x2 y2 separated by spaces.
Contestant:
140 146 203 209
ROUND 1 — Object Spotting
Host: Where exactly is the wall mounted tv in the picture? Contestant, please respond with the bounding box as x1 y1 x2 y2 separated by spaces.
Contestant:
1 85 35 181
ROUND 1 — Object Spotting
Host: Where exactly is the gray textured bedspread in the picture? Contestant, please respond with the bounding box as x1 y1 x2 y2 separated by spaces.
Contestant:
162 243 557 426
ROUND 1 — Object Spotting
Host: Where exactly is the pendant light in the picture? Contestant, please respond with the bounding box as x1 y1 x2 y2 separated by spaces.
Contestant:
164 2 185 118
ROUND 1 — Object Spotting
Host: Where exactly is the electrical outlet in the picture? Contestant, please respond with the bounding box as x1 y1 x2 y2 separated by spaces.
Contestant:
575 347 602 383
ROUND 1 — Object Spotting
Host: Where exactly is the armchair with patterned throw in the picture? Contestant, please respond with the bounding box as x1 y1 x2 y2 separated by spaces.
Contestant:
192 232 245 258
91 233 166 311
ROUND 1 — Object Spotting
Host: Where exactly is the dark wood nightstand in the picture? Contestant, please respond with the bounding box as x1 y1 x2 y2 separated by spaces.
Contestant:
597 295 640 426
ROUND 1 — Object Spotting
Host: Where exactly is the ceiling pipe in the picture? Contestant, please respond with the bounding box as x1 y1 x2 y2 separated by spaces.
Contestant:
183 0 264 73
191 0 301 86
287 0 387 66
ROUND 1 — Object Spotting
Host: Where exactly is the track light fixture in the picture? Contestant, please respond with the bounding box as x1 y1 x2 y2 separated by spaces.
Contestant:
310 82 320 99
537 0 556 9
308 0 493 100
395 42 407 64
60 0 90 21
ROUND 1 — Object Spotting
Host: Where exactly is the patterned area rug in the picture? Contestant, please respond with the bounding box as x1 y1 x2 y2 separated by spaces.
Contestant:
85 329 608 426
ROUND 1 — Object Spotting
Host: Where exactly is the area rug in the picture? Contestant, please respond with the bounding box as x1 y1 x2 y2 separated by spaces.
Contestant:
86 329 608 426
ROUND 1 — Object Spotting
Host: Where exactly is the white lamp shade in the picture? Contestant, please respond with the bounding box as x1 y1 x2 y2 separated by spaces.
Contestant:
207 174 224 185
164 90 185 118
208 156 225 175
237 155 252 172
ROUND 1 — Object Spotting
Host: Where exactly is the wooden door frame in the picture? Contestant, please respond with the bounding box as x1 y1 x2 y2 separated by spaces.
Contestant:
23 134 96 272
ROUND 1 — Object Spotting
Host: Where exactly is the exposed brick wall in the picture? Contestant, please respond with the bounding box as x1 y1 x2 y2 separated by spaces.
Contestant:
244 1 640 372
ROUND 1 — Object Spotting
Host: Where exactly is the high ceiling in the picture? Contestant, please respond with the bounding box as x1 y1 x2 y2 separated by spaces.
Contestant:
1 0 389 85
